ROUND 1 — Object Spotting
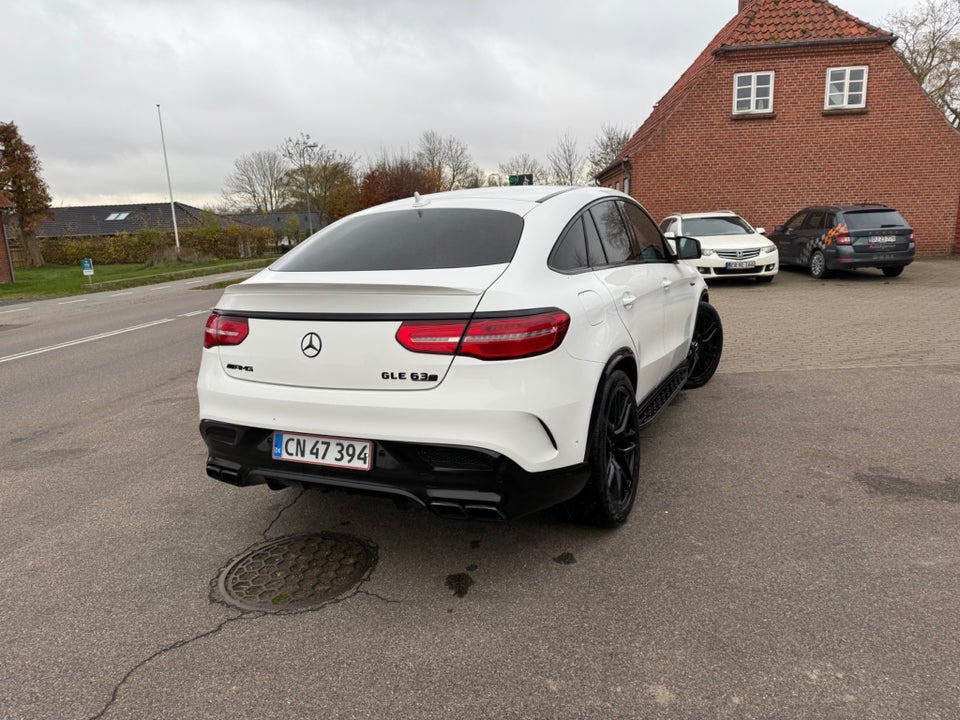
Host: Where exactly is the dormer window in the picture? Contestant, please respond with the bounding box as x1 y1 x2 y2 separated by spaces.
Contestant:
825 66 868 109
105 212 130 221
733 71 774 114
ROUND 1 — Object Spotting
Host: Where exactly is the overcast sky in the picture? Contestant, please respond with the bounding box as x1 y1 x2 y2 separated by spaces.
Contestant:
8 0 908 209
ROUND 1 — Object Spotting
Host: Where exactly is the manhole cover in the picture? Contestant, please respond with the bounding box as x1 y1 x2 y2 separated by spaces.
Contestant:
215 533 377 612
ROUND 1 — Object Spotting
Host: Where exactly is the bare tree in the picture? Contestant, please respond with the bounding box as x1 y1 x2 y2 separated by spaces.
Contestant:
281 133 358 228
498 153 549 185
547 132 586 185
887 0 960 127
587 123 633 183
416 130 474 191
222 150 290 212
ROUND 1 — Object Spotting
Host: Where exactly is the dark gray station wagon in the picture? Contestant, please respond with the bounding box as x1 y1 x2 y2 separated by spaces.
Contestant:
769 204 915 279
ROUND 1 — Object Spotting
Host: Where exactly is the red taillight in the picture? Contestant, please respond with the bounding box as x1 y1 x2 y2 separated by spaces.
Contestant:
396 310 570 361
204 314 249 348
835 231 851 245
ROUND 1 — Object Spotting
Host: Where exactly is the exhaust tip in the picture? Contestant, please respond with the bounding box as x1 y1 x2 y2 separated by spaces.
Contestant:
465 504 507 522
429 501 470 520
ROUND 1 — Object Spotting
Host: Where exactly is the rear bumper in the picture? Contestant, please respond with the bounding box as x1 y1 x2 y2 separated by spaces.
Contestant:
200 420 589 520
827 244 915 269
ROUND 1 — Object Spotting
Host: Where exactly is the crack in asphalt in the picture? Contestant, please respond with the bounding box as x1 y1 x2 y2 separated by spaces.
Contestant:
261 486 306 539
85 612 257 720
86 490 396 718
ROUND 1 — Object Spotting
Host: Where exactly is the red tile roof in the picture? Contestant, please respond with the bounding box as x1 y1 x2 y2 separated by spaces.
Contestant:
604 0 893 176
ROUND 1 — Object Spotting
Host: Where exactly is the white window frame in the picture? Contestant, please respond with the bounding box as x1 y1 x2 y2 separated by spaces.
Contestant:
732 71 775 114
824 66 868 109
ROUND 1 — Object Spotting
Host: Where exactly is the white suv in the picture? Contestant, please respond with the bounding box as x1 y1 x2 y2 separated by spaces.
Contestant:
660 211 778 282
198 186 722 527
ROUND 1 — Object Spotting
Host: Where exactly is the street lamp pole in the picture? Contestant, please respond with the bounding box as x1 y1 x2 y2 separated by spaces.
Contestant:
156 104 180 256
302 143 319 236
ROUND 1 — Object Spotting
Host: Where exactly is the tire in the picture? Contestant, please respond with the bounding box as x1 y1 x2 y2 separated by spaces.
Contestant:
755 276 774 283
560 370 640 528
810 250 830 279
882 266 904 278
684 301 723 389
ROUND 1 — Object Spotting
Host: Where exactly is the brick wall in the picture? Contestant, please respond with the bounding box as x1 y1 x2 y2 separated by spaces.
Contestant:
0 222 13 284
623 42 960 254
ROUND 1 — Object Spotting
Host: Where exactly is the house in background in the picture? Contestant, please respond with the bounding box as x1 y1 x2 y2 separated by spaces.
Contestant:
0 191 15 283
600 0 960 255
37 202 238 241
226 211 323 248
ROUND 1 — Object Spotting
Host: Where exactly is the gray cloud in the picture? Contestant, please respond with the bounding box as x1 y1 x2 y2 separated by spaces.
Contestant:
8 0 904 207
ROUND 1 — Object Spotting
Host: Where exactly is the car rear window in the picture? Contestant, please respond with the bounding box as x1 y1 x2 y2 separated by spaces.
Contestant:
682 216 752 236
841 210 909 230
271 209 524 271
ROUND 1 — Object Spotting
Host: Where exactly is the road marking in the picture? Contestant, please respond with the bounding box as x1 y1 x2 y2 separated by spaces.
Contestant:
185 279 203 285
148 285 172 291
111 291 134 297
0 307 30 315
0 318 175 364
178 310 208 318
58 299 88 305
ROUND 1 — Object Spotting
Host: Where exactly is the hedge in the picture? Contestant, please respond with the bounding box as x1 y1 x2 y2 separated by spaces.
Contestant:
40 226 275 265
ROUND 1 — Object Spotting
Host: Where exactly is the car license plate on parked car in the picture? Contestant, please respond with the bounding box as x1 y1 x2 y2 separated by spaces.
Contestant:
725 260 755 269
272 432 372 470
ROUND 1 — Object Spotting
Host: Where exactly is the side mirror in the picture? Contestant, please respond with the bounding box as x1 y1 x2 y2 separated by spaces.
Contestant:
663 231 676 239
774 225 785 232
675 235 702 260
755 227 766 235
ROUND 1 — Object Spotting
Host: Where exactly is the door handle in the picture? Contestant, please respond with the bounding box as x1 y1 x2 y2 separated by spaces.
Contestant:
662 279 673 290
621 293 636 308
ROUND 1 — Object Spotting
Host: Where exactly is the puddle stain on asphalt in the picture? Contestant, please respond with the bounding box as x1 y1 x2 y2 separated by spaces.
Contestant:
854 471 960 503
553 552 577 565
445 573 474 597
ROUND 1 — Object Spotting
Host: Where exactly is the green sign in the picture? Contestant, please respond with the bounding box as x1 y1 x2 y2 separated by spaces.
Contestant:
508 174 534 186
81 258 94 276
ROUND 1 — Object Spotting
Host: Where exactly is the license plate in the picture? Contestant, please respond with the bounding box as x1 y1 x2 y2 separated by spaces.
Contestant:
725 260 755 269
272 431 372 470
871 235 896 244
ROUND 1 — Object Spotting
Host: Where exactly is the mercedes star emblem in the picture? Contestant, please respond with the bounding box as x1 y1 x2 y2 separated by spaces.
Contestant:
300 332 322 358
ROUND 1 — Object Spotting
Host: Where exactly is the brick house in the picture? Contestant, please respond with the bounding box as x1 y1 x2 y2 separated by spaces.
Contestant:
0 191 15 283
599 0 960 255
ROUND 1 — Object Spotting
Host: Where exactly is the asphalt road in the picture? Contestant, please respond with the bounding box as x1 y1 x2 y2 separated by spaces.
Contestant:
1 261 958 719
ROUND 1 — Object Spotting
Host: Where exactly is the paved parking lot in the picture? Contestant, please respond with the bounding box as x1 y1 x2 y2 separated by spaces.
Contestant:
1 258 958 720
711 259 960 372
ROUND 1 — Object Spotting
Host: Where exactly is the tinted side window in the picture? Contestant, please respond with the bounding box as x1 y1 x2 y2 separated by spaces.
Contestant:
801 211 826 230
272 209 523 272
621 202 667 261
589 201 632 264
550 217 589 272
785 213 807 231
583 212 607 267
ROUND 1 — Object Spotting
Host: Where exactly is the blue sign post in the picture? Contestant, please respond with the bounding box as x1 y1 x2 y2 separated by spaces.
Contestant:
81 258 94 284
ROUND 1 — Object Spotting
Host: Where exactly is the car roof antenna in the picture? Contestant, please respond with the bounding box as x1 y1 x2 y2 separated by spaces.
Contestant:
413 191 430 208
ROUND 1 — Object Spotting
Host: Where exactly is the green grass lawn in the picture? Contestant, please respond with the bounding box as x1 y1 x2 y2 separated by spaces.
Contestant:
0 257 275 302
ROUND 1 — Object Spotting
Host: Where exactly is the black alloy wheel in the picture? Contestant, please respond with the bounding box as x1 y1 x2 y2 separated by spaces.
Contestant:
560 370 640 528
882 266 904 277
684 301 723 389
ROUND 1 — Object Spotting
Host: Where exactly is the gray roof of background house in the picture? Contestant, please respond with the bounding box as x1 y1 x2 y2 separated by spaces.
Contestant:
37 202 240 238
